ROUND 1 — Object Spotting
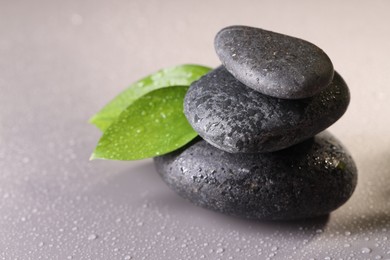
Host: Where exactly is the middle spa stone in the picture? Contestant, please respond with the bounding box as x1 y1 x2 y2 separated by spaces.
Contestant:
184 66 350 153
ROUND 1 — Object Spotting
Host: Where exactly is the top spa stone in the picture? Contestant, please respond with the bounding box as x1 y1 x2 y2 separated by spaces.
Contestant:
215 25 334 99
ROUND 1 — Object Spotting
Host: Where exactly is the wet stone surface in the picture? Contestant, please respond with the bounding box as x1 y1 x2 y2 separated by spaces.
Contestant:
215 25 334 99
154 132 357 220
184 66 350 153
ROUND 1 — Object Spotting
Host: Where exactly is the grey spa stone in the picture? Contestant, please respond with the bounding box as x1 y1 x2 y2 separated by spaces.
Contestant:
215 25 334 99
154 132 357 220
184 66 350 153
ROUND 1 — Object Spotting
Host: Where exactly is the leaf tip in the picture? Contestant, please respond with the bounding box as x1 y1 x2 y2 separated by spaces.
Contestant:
89 153 98 161
88 115 107 132
88 114 98 125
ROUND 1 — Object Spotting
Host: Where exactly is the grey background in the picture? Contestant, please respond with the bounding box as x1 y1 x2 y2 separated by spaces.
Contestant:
1 0 390 259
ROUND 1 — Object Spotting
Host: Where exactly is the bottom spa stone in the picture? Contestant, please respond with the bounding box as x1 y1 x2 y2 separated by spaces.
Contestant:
154 132 357 220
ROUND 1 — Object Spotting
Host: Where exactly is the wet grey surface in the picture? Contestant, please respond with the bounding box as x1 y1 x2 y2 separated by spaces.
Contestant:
1 0 390 259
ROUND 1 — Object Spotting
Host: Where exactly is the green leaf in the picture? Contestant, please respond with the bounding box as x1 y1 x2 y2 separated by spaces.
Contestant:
91 86 197 161
90 64 211 131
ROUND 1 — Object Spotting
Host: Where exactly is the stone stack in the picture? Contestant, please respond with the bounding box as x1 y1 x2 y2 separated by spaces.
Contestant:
154 26 357 220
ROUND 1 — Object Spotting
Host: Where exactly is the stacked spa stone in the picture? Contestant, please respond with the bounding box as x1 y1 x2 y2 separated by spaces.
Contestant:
154 26 357 220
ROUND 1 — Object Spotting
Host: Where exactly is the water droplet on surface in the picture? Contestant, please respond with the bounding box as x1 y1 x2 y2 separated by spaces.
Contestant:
361 247 372 254
216 248 224 254
70 13 83 25
88 234 98 241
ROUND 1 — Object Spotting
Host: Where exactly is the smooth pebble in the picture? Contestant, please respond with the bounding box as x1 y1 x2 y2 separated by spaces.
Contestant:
154 132 357 220
184 66 350 153
215 25 334 99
